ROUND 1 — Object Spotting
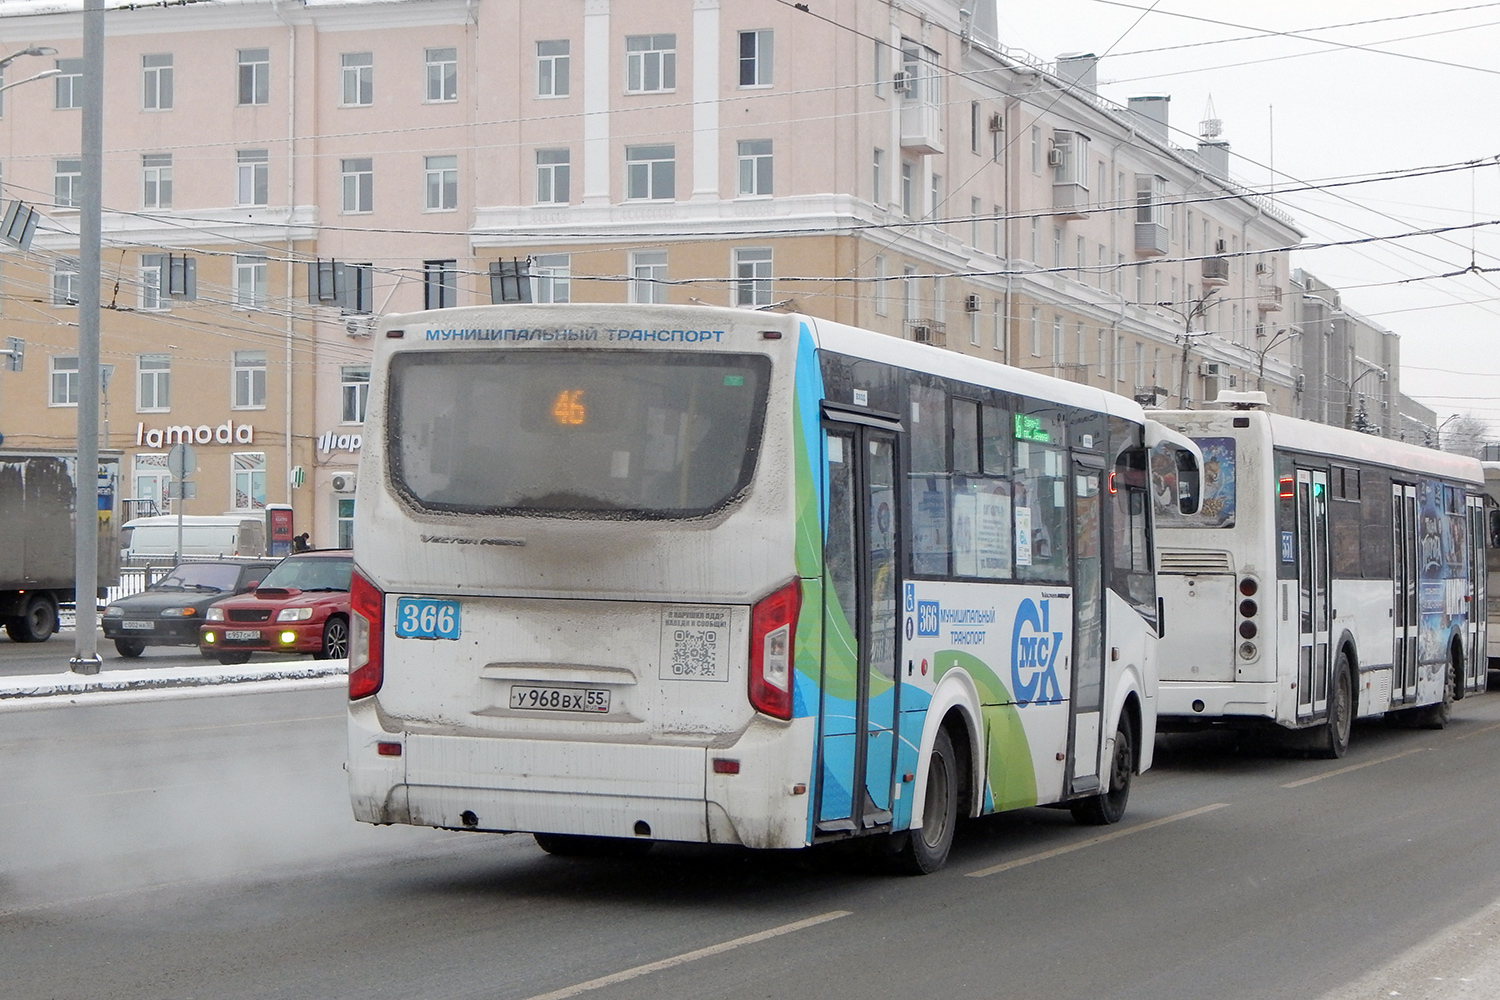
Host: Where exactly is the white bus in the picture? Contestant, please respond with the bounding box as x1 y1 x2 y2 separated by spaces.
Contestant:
1153 393 1486 757
1481 463 1500 674
346 304 1201 873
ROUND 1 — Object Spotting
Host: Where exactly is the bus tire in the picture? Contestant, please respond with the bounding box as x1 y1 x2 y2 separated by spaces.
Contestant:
894 727 959 875
114 638 147 658
1071 713 1135 826
1317 653 1354 759
5 592 57 643
1418 658 1456 730
533 833 653 858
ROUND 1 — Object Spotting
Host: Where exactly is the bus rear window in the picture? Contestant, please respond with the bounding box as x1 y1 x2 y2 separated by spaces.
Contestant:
388 350 771 518
1156 436 1235 528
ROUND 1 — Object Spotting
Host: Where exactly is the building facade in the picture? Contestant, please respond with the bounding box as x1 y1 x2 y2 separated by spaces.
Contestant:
0 0 1415 544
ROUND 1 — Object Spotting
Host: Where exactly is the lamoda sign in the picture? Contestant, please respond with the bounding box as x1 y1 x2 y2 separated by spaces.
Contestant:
135 420 255 449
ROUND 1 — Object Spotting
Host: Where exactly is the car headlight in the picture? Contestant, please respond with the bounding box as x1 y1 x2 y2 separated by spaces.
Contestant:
165 607 198 617
276 607 314 622
206 607 225 622
104 606 123 617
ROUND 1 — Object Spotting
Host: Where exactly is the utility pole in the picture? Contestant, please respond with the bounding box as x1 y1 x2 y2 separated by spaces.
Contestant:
71 0 105 674
1157 287 1219 408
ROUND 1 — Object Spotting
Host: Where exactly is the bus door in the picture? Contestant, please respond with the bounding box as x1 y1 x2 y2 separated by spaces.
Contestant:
1296 470 1332 720
1070 458 1105 790
1392 482 1419 702
817 411 900 835
1467 494 1487 690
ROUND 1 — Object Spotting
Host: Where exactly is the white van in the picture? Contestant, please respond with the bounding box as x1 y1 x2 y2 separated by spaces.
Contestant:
120 514 267 564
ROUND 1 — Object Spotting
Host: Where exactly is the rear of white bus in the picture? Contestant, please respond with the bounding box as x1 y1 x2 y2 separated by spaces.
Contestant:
346 304 818 850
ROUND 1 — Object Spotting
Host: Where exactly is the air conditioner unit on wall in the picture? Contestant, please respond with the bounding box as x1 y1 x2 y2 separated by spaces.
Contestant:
331 473 357 494
1047 147 1063 167
910 324 932 343
988 112 1003 132
964 294 980 313
1198 362 1222 377
892 72 912 94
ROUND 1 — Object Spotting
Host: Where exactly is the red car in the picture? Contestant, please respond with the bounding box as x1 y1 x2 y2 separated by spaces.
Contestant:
199 550 353 665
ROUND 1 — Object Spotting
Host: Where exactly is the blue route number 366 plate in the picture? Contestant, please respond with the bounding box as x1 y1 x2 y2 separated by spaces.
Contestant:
395 597 461 640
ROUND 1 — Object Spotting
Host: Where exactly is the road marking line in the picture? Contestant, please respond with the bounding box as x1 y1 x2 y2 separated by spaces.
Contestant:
520 910 852 1000
1280 747 1427 788
1457 722 1500 741
965 802 1230 878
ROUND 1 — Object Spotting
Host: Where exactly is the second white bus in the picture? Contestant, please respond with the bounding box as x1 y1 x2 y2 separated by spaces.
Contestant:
1153 393 1486 756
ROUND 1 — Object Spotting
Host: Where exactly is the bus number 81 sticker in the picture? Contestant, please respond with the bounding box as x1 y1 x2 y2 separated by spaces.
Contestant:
660 607 730 681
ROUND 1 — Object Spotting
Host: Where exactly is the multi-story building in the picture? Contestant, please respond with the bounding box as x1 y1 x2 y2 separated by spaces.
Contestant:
0 0 1342 543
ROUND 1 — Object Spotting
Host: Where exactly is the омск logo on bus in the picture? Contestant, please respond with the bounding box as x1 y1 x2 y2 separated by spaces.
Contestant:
1012 598 1063 704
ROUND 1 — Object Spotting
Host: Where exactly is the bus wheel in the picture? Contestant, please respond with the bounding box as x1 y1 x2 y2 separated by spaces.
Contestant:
1418 659 1456 730
1071 714 1135 826
533 833 653 858
894 728 959 875
1317 654 1354 759
114 638 147 658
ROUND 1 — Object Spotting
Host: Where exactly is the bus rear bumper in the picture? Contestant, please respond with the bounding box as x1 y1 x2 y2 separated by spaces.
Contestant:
1157 681 1278 726
347 702 814 850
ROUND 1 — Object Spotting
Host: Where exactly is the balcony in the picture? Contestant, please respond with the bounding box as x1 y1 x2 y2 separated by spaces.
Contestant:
1134 221 1168 257
905 319 946 346
1257 282 1283 312
900 96 944 155
1201 257 1229 285
1052 181 1089 220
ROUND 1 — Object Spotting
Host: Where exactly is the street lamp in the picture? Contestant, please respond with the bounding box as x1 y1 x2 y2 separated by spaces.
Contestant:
1436 412 1461 450
0 68 61 95
0 45 57 73
1255 327 1298 392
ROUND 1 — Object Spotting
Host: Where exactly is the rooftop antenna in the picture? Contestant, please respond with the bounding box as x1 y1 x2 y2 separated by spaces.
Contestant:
1199 95 1222 140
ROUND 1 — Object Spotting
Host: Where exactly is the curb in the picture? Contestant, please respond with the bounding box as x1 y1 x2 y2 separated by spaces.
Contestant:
0 659 348 701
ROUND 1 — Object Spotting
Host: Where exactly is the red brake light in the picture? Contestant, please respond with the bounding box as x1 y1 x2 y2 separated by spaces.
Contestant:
1278 477 1295 499
749 580 801 720
348 566 385 700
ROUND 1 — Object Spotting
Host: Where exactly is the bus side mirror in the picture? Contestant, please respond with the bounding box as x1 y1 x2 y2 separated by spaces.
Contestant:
1489 509 1500 549
1157 596 1166 639
1175 447 1201 516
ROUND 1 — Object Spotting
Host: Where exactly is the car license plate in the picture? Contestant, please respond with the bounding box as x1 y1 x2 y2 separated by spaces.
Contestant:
509 685 610 713
395 597 461 640
225 629 261 640
121 621 155 630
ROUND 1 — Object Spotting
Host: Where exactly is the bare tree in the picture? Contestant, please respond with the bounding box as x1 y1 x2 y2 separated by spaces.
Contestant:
1437 412 1491 457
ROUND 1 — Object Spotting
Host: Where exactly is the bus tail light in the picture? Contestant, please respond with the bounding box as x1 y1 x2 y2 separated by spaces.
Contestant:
749 580 801 720
348 567 386 700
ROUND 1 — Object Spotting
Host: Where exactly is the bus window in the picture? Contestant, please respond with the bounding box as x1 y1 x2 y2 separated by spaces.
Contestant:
1015 408 1070 583
1110 440 1156 624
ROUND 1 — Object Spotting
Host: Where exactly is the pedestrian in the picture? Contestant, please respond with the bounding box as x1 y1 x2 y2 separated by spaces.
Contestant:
293 532 311 552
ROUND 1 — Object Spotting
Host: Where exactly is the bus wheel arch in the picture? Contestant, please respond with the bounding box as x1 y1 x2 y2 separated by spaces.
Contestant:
893 711 971 874
907 675 982 828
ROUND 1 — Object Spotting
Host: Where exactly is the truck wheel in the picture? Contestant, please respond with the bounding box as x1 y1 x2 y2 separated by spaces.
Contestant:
5 593 58 643
114 638 147 658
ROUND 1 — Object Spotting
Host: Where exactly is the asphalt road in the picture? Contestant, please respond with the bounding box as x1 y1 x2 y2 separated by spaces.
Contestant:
5 686 1500 1000
0 628 274 676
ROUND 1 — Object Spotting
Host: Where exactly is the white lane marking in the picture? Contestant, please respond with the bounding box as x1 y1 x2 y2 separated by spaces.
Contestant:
1280 747 1427 788
965 802 1230 878
0 675 345 713
520 910 853 1000
1457 721 1500 741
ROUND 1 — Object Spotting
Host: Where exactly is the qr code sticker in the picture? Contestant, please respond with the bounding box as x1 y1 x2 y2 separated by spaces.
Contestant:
659 607 730 682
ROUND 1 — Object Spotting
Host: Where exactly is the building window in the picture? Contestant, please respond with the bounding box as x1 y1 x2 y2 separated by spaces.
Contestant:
531 253 570 303
51 257 79 306
900 161 913 216
537 40 569 97
872 148 883 204
930 174 941 219
625 34 675 93
734 247 773 308
237 149 268 206
970 196 982 249
536 148 570 204
142 154 172 209
138 354 170 412
54 159 82 208
55 58 83 109
341 157 373 213
238 48 270 106
1136 174 1166 224
424 260 457 309
341 52 373 107
426 47 457 102
1052 315 1063 366
625 144 675 201
232 350 267 409
232 452 267 510
739 29 773 87
873 38 887 98
1030 126 1041 173
133 454 171 515
630 249 668 304
233 254 267 311
142 53 172 110
139 253 167 311
873 254 887 316
737 139 772 196
424 155 457 211
1029 306 1040 356
337 497 355 548
50 356 79 406
341 365 370 423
